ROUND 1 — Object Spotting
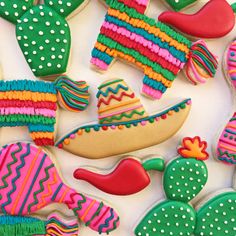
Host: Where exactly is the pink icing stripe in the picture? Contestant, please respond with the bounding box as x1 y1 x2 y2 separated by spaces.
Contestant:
0 107 56 117
187 59 207 84
91 57 109 70
135 0 149 6
102 21 185 69
142 85 163 99
98 104 143 119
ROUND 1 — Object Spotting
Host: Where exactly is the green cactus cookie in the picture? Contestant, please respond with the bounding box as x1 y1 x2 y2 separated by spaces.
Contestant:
134 136 209 236
0 0 36 24
44 0 87 18
16 5 71 77
195 191 236 236
0 0 88 78
164 0 198 11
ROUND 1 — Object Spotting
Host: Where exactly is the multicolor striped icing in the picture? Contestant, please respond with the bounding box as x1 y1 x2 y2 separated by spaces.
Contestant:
217 113 236 164
46 213 79 235
0 80 57 146
91 0 192 99
0 77 89 146
226 38 236 89
0 142 120 234
97 79 148 124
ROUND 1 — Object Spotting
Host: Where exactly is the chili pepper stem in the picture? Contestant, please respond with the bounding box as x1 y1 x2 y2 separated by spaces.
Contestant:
142 158 165 172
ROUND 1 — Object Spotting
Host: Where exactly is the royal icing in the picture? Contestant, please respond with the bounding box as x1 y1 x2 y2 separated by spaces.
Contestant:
158 0 235 39
0 1 88 78
0 142 120 234
0 77 89 146
44 0 87 18
0 0 35 24
56 79 192 159
134 136 208 236
225 38 236 89
195 191 236 236
164 0 198 11
91 0 218 99
74 157 165 195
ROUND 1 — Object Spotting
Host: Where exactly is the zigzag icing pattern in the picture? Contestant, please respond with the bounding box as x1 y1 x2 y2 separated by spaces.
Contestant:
0 142 120 234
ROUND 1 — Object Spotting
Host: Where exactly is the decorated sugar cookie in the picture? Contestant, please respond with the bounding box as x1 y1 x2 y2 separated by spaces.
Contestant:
164 0 198 11
0 76 89 146
216 39 236 165
134 136 209 236
56 79 192 159
74 157 165 195
0 0 88 78
91 0 218 100
158 0 235 39
0 142 120 234
0 212 79 236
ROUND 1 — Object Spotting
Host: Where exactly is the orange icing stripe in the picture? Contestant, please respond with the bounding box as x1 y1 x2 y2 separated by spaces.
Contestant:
30 132 54 139
0 91 57 102
219 143 236 152
107 8 190 55
59 186 70 203
81 200 97 221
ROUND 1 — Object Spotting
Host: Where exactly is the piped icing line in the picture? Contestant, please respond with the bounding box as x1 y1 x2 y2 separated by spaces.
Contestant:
56 98 192 148
0 77 89 146
98 104 143 119
0 142 120 234
226 38 236 89
91 0 217 100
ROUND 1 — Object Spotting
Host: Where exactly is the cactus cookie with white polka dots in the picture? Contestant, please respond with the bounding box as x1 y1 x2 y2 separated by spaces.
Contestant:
195 191 236 236
134 136 209 236
0 0 88 78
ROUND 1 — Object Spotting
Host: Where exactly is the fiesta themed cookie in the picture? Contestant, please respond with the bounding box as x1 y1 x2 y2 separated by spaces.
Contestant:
0 142 120 234
74 157 165 195
90 0 218 100
216 38 236 165
0 212 79 236
0 0 89 78
0 76 89 146
56 79 192 159
158 0 235 39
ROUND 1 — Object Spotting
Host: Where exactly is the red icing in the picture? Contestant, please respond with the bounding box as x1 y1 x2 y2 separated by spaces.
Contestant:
118 0 146 14
34 138 54 146
158 0 235 38
73 158 151 195
100 27 180 74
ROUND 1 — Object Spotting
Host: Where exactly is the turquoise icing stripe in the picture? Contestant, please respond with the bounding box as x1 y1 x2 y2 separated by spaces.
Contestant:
92 48 113 64
95 35 176 80
28 124 55 132
0 80 56 93
225 129 236 135
230 76 236 80
0 215 42 225
105 15 188 62
55 99 191 145
143 75 167 92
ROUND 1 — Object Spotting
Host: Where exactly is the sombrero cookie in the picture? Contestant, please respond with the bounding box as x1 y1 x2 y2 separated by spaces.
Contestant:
56 79 192 159
215 39 236 165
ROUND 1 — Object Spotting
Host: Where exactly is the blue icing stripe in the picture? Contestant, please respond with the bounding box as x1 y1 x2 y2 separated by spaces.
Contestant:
143 76 167 92
230 76 236 81
225 129 236 135
0 80 56 93
92 48 113 64
28 124 55 132
105 15 188 63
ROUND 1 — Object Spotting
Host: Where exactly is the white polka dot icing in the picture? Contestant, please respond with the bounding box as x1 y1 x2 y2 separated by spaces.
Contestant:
134 200 196 236
195 192 236 236
163 157 208 202
0 0 35 24
44 0 86 18
16 5 71 77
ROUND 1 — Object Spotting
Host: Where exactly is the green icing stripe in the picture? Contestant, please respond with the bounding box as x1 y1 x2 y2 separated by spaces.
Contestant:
96 34 176 80
0 114 56 125
98 79 124 90
108 0 191 47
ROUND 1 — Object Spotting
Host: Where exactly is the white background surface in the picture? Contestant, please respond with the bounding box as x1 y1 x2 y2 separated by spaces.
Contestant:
0 0 236 235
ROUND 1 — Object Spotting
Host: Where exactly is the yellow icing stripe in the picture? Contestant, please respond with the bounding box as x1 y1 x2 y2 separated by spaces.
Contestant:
229 69 236 74
30 132 54 139
95 42 173 87
0 91 57 102
226 124 236 129
108 8 190 55
98 98 141 113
